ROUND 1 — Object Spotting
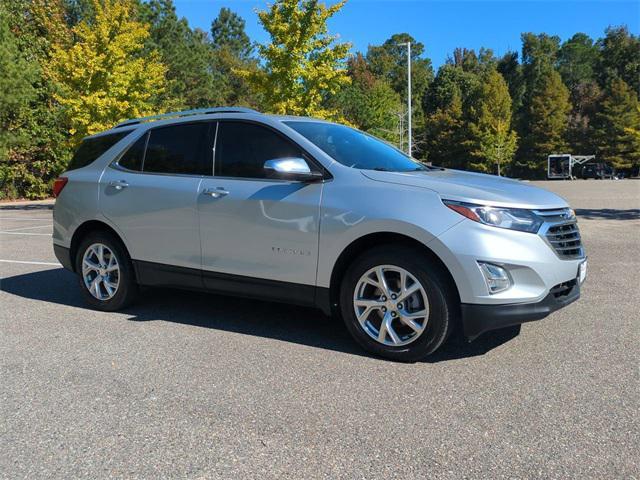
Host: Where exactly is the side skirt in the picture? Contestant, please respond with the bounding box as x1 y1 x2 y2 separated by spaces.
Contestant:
132 260 332 315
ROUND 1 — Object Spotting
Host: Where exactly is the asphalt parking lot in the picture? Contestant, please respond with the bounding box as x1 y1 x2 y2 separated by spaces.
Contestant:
1 180 639 479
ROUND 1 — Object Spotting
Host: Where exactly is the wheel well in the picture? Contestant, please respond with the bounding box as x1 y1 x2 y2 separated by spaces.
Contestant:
328 232 461 312
69 220 127 273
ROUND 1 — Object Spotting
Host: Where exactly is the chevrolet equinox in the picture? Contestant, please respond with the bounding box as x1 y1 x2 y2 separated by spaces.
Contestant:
52 107 586 361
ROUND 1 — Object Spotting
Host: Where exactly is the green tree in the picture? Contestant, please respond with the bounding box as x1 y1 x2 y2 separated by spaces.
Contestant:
48 0 168 144
521 33 561 94
593 78 640 169
332 54 401 143
366 33 434 105
497 51 525 116
140 0 221 109
366 33 433 155
469 70 518 175
238 0 351 119
517 69 571 176
210 7 261 108
211 7 252 59
424 88 468 168
557 33 599 92
557 33 601 154
597 26 640 94
0 7 38 159
0 0 72 199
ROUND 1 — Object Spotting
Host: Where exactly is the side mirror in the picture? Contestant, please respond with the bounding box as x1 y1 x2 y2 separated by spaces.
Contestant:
263 157 323 182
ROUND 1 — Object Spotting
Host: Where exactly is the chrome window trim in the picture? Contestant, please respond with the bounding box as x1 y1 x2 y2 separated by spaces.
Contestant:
212 121 219 177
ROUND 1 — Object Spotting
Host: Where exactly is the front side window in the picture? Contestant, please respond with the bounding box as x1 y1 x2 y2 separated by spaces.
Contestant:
143 123 210 175
285 121 425 172
68 131 129 171
215 122 303 179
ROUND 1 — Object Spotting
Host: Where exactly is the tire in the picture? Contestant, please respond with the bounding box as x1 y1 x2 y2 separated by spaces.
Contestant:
339 245 456 362
74 230 138 311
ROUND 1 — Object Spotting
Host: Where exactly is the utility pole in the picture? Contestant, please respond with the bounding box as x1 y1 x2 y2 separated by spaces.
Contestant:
398 42 412 156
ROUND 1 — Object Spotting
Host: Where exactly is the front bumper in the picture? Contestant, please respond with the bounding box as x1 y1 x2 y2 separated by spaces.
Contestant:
461 279 580 340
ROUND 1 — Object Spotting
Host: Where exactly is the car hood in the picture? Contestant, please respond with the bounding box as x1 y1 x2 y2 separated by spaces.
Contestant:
361 169 569 209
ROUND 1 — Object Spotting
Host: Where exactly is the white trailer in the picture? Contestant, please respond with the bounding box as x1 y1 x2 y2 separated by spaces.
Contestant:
547 154 596 179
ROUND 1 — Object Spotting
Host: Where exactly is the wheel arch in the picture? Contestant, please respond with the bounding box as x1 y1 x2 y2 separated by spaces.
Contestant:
327 232 461 315
69 220 131 274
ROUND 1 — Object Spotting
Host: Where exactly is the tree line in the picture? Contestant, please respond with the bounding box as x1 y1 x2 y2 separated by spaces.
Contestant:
1 0 638 199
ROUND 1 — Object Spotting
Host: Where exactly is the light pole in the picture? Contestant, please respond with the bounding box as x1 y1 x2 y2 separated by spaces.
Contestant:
398 41 412 157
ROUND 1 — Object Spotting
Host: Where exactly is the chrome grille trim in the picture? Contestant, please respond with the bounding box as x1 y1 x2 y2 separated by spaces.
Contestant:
537 208 585 260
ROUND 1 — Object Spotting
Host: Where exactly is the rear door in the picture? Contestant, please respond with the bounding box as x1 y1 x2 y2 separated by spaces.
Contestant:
100 122 212 278
198 120 323 290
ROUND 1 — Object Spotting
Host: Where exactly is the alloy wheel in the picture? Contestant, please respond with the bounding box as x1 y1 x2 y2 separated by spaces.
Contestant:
353 265 430 346
82 243 120 301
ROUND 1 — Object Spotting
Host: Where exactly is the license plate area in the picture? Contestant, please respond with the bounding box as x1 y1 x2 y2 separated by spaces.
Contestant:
578 258 587 285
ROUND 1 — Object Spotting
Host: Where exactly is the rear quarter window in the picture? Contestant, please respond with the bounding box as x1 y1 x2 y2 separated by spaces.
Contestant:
67 131 129 171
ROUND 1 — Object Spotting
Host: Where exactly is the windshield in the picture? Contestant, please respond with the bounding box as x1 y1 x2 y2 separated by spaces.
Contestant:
285 121 426 172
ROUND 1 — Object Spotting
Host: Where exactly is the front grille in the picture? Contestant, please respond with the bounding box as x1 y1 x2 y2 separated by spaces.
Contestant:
545 221 583 259
535 208 584 260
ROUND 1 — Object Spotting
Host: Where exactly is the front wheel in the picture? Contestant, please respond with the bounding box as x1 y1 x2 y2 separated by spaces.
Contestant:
339 246 456 362
75 231 138 311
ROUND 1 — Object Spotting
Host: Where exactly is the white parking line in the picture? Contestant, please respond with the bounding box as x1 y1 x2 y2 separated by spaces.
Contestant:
0 217 51 221
0 231 52 236
2 224 52 232
0 259 60 266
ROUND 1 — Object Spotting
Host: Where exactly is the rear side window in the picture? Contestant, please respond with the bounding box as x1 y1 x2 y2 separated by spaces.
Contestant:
118 133 147 171
68 131 128 171
143 123 210 175
215 122 302 179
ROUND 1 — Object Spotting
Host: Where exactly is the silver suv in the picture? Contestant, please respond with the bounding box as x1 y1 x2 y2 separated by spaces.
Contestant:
53 107 586 361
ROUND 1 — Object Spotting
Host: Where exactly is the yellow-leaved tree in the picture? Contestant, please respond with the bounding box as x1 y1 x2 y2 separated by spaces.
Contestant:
48 0 167 144
238 0 351 120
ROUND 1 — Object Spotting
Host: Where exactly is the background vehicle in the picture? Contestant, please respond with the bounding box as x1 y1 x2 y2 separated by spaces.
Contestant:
578 162 616 179
547 154 596 179
52 108 586 361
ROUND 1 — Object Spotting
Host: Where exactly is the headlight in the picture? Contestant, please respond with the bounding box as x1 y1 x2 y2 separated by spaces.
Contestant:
443 200 543 233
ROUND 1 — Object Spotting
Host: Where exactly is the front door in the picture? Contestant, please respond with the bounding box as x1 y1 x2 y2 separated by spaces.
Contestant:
198 121 323 294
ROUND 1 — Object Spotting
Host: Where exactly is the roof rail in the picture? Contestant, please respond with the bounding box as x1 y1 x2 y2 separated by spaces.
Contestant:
114 107 260 128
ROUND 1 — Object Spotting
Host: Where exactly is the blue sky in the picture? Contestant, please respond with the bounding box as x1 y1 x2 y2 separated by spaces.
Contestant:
174 0 640 68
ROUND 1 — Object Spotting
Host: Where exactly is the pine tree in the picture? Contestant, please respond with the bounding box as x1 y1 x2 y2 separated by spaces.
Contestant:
518 69 571 176
238 0 351 119
424 89 468 168
211 7 252 59
593 78 640 169
210 7 261 108
333 54 401 143
469 70 518 175
140 0 222 109
48 0 168 144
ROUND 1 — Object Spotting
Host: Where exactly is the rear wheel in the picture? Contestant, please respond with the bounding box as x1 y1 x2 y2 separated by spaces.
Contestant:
75 231 138 311
339 246 456 362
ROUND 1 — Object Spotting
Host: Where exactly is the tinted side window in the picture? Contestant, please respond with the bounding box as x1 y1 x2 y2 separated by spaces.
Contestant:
216 122 302 179
68 131 128 171
118 133 147 171
144 123 210 175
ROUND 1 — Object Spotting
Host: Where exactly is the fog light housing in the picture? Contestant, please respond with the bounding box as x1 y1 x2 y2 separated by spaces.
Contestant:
478 262 512 294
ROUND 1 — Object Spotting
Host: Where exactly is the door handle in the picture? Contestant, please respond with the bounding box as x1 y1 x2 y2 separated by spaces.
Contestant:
109 180 129 190
202 188 229 198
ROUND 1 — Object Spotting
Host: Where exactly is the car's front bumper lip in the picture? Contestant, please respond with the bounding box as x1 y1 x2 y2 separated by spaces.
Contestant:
460 281 581 340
